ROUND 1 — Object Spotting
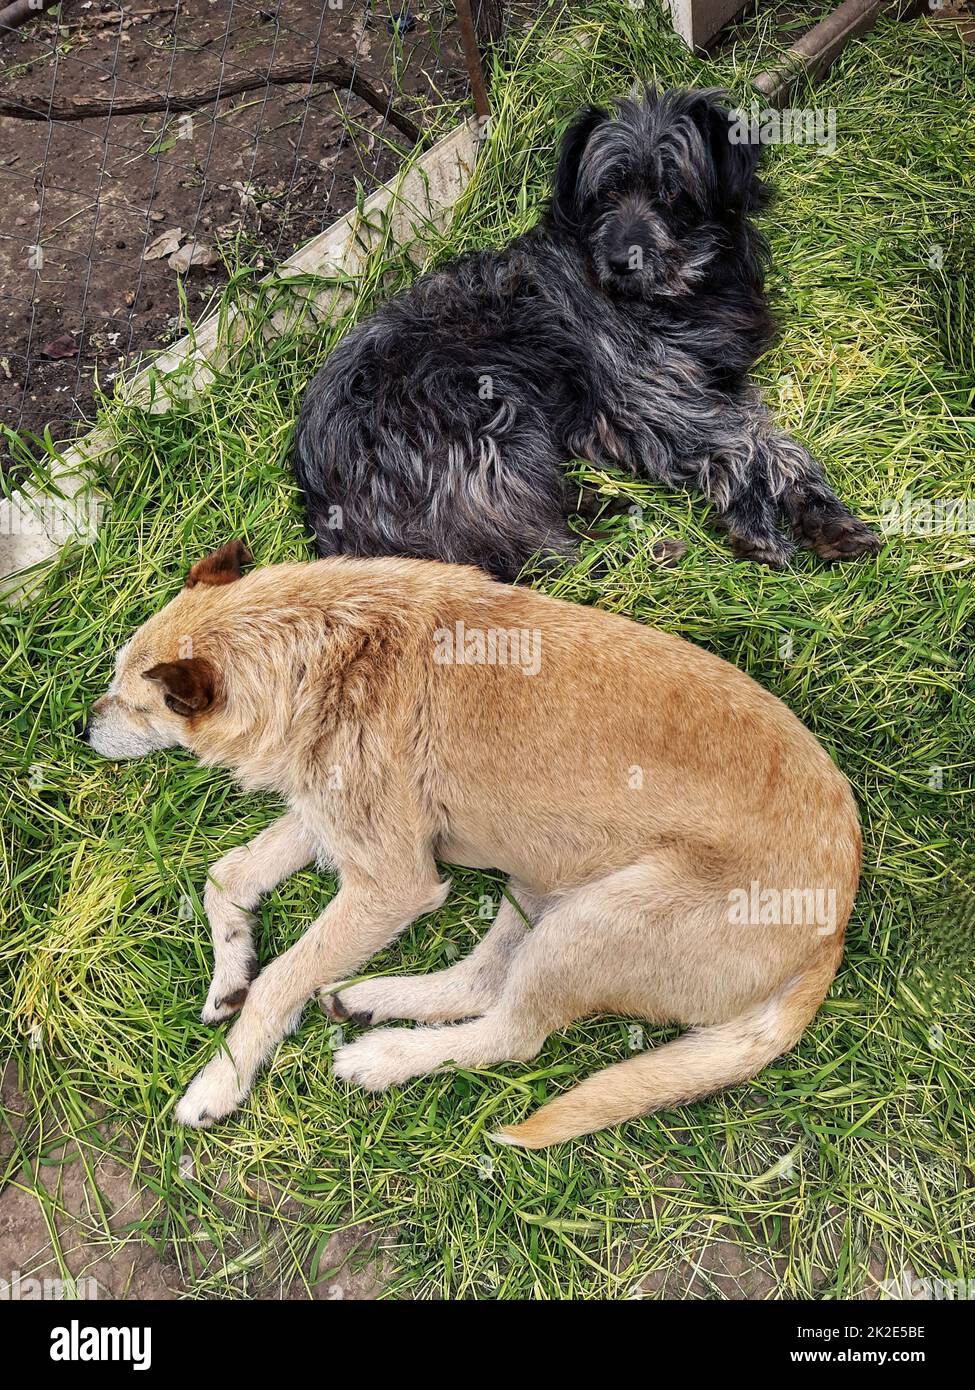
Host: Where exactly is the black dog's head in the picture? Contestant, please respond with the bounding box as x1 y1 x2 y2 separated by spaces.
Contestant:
548 87 769 299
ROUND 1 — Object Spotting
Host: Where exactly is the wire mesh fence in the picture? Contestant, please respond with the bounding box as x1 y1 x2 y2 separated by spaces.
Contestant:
0 0 508 478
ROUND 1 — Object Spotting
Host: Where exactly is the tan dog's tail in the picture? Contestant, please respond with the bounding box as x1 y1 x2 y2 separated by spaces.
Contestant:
492 959 837 1150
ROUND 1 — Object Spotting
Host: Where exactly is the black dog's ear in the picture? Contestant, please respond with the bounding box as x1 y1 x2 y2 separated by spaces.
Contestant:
692 94 765 214
550 104 610 229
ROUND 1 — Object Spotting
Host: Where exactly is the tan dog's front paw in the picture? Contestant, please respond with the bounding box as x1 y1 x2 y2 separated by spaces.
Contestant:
332 1030 423 1091
201 961 257 1025
175 1055 245 1127
319 978 391 1026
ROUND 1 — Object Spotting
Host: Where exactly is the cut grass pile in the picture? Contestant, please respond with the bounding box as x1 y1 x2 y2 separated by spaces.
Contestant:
1 2 973 1298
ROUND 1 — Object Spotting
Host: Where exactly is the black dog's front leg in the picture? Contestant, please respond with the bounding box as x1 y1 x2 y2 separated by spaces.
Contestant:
562 399 792 565
768 430 882 562
565 394 879 569
710 479 795 569
701 410 881 567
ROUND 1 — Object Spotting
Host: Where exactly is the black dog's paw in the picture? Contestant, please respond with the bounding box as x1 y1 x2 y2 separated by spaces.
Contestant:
649 537 689 567
796 510 882 562
728 532 793 570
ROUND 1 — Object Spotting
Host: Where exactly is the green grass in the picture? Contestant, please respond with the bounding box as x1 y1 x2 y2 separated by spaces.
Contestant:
2 2 974 1299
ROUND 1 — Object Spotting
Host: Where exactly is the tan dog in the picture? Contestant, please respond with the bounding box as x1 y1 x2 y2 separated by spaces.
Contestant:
84 542 860 1147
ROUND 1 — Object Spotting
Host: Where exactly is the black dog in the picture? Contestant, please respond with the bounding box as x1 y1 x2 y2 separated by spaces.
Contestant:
295 88 880 579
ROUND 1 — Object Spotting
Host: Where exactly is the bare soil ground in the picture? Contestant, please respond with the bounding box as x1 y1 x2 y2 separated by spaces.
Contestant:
0 0 467 478
0 1062 397 1298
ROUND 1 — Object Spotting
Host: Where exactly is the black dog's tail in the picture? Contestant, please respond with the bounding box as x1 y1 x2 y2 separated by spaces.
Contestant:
294 417 343 557
303 496 344 558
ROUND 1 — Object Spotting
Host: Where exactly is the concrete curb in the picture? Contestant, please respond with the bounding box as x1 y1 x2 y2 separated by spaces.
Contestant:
0 120 478 596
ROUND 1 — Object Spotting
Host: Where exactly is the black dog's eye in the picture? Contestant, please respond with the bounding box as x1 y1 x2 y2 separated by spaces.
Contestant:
659 173 680 204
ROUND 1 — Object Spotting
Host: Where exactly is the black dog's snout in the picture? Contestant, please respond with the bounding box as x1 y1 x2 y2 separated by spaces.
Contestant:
74 716 90 742
608 249 639 275
606 221 655 276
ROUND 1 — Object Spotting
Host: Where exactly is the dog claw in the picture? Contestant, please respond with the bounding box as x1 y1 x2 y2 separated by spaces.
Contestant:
201 987 248 1026
649 537 688 567
178 1106 216 1129
202 959 258 1025
320 992 372 1026
320 992 349 1021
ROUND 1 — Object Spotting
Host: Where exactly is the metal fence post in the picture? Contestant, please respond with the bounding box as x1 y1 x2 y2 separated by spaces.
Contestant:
453 0 499 124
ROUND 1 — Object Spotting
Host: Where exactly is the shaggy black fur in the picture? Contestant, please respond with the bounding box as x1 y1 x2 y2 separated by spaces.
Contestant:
295 88 880 579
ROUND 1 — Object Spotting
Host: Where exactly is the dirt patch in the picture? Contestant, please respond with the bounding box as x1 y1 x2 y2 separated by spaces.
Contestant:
0 1101 397 1299
0 1060 31 1176
0 1129 181 1299
0 1057 397 1299
0 0 468 480
300 1220 397 1300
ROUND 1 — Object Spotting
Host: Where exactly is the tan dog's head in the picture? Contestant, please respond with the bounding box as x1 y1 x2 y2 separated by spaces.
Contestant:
82 541 252 759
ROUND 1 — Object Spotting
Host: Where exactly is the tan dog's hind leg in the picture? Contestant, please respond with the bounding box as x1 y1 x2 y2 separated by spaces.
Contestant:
331 893 590 1091
323 890 542 1026
332 1003 552 1092
176 865 449 1127
330 862 838 1131
202 812 319 1024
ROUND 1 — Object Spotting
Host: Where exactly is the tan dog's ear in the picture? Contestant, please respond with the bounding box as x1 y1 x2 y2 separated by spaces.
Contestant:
142 658 215 716
185 540 253 589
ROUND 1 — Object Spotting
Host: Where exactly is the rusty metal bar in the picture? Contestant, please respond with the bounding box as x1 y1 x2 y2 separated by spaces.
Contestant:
754 0 924 106
454 0 492 125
